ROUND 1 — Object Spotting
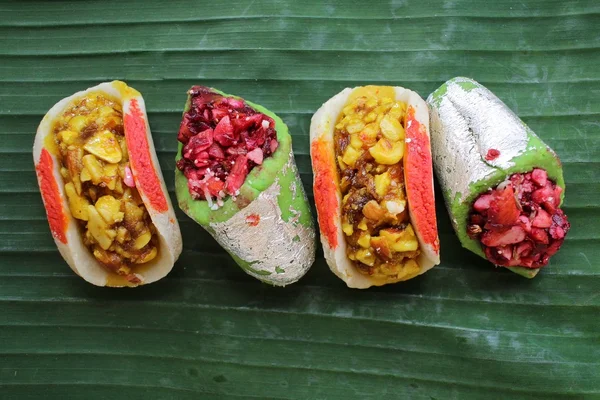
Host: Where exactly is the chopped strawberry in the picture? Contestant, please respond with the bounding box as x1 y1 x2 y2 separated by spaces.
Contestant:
214 116 236 146
530 228 549 244
515 241 533 258
487 185 520 226
518 215 532 233
207 143 225 160
549 225 565 240
532 209 552 228
470 170 569 270
205 177 225 197
247 148 264 165
226 145 248 156
176 87 279 204
532 185 557 214
473 193 493 212
192 152 210 168
531 169 548 187
225 155 248 195
481 225 526 247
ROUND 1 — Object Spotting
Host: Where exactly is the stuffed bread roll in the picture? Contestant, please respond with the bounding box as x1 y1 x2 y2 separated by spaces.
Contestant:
175 86 315 286
427 77 570 278
310 86 440 288
33 81 182 287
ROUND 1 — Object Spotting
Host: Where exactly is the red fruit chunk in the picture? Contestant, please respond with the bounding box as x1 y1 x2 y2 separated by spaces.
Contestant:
530 228 549 244
208 143 225 160
469 169 570 270
247 148 264 165
176 87 279 203
205 177 225 197
516 241 533 258
518 215 532 233
178 117 194 144
473 193 493 212
487 185 520 226
532 184 557 214
481 225 526 247
214 116 236 146
225 155 248 195
531 168 548 187
183 128 213 157
532 209 552 228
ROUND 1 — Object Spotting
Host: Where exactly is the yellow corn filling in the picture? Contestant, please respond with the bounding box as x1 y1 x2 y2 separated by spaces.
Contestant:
51 92 158 281
334 87 420 282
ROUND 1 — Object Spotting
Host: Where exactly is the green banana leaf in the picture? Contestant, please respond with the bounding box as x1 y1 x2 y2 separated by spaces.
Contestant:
1 1 598 399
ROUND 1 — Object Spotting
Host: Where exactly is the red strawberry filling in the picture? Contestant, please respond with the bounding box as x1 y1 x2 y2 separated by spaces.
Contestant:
467 169 570 268
176 86 278 208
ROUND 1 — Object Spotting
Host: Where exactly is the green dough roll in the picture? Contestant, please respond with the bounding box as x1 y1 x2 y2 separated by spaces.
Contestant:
427 77 570 278
175 86 315 285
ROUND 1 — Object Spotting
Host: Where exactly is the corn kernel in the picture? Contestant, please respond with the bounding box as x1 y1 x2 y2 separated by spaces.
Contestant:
116 226 129 244
95 195 124 225
124 201 144 225
380 225 419 253
87 205 113 250
388 102 407 120
83 130 122 164
342 221 354 236
80 167 92 182
380 115 405 142
134 230 152 249
364 111 377 123
350 134 363 149
369 139 404 165
359 123 379 145
365 98 378 109
58 130 79 146
82 154 104 184
64 182 90 221
342 146 361 167
356 249 376 266
357 233 371 248
374 172 391 197
60 167 69 179
68 115 87 132
337 155 347 170
346 119 365 134
357 218 368 231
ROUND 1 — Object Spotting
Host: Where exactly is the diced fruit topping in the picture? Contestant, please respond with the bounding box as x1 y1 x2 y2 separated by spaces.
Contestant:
176 86 278 205
468 170 570 269
334 87 418 281
52 92 159 282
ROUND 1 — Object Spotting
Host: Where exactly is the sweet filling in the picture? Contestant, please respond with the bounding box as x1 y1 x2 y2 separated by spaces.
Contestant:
176 86 279 208
52 93 159 283
467 169 570 268
334 87 420 281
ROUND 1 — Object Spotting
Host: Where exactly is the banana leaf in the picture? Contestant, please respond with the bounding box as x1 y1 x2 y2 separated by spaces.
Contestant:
0 0 598 399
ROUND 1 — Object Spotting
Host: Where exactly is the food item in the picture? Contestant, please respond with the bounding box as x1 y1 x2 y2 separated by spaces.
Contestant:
175 86 315 286
33 81 182 287
427 77 570 278
310 86 440 288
